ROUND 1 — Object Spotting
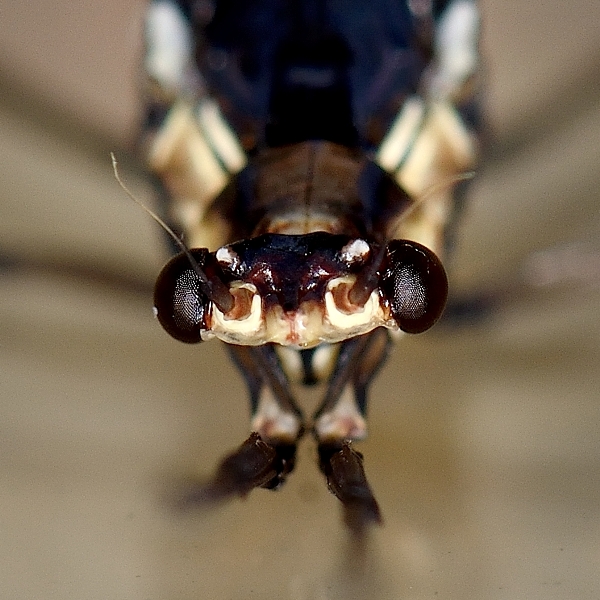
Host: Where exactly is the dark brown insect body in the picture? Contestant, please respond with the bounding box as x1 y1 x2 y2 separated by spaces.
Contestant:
142 0 479 531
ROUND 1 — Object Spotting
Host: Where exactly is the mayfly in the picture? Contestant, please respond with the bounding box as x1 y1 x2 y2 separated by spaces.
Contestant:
138 0 479 531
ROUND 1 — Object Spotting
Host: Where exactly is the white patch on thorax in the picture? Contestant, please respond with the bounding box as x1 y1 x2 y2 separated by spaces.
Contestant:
145 1 193 92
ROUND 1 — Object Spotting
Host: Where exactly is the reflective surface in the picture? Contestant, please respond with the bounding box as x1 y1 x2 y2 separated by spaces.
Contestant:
1 1 600 598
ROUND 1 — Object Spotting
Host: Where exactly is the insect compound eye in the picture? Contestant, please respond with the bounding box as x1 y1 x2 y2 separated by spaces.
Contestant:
153 249 212 343
380 240 448 334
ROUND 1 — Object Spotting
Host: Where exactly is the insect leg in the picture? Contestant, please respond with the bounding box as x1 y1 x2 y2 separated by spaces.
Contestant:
178 345 304 506
318 442 382 534
313 328 390 531
228 344 304 444
211 344 304 492
313 328 390 442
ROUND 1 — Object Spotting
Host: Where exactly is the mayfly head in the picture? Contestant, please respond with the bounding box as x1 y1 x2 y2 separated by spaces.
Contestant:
152 231 447 347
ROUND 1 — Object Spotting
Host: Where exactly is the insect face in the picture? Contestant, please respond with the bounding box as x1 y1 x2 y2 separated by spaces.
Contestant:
153 232 447 347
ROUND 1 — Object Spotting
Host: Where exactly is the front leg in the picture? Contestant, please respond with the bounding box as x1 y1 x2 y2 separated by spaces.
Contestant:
228 344 304 444
177 345 303 507
213 344 304 491
313 328 390 443
312 328 390 531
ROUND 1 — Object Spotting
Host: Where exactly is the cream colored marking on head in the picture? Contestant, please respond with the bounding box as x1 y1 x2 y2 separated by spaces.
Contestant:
314 385 367 442
251 387 302 443
325 276 383 329
263 303 325 348
340 239 370 263
207 280 396 348
212 283 262 334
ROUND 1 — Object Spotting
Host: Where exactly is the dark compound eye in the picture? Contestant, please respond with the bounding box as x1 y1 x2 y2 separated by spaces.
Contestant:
153 249 211 343
380 240 448 334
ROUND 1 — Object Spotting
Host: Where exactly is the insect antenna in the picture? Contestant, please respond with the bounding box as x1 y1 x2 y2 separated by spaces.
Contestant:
348 171 474 307
399 171 475 225
348 243 387 307
111 153 234 313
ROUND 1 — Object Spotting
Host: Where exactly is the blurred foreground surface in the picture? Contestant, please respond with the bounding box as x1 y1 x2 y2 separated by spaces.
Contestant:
1 1 600 598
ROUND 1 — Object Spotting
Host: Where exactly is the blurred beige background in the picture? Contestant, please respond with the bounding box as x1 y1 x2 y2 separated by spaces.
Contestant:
1 1 600 599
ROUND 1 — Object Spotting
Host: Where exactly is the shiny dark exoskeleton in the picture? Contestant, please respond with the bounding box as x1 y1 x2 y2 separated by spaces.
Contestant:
142 0 479 531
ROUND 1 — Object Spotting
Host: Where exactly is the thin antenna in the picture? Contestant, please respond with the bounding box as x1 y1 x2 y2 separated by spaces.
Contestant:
111 153 234 313
401 171 475 222
348 242 387 307
348 171 474 306
111 152 187 253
